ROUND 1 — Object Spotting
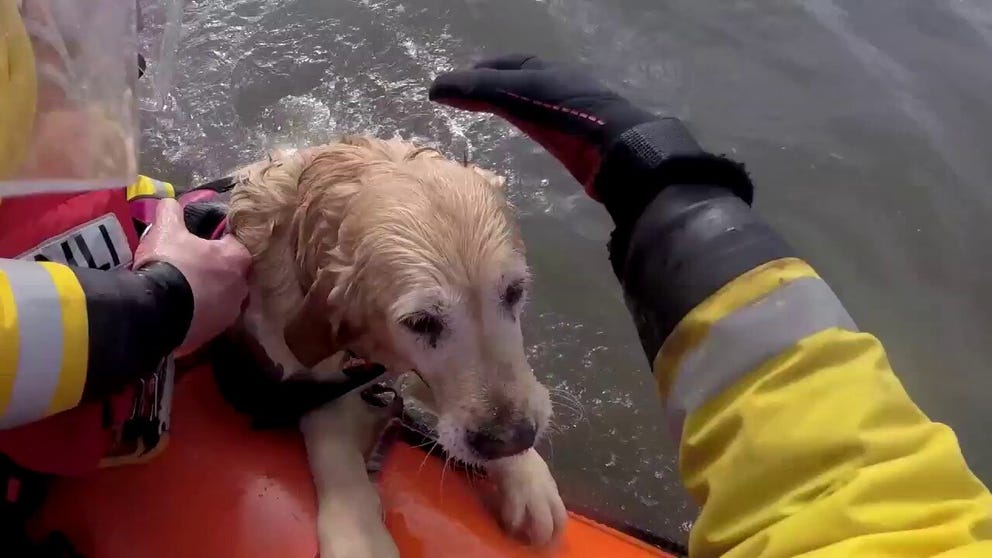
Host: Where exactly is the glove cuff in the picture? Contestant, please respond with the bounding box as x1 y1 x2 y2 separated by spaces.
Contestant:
595 118 755 228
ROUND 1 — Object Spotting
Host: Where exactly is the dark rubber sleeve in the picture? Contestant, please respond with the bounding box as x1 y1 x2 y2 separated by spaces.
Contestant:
609 184 795 363
72 262 193 401
597 119 754 228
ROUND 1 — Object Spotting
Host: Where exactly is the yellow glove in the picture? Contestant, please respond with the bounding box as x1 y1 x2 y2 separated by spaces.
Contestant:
0 0 37 180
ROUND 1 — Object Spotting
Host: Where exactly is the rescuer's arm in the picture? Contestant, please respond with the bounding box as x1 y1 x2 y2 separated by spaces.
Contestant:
1 199 250 430
0 259 192 429
621 189 992 557
430 55 992 557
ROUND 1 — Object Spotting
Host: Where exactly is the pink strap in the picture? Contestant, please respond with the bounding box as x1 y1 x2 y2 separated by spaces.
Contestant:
210 217 229 240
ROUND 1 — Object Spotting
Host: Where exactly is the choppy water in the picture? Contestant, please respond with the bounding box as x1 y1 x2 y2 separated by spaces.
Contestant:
138 0 992 544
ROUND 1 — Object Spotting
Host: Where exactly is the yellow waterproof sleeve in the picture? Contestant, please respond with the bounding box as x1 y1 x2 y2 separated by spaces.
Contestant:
0 260 87 428
0 258 192 430
656 258 992 557
0 0 37 180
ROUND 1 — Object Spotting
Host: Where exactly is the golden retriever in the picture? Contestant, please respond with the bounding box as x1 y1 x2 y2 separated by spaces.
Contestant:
226 137 566 558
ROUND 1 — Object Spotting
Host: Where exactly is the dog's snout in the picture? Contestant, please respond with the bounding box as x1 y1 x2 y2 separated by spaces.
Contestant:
466 419 537 460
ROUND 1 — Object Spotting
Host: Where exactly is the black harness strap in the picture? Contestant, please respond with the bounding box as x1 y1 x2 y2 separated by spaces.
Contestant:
210 317 386 429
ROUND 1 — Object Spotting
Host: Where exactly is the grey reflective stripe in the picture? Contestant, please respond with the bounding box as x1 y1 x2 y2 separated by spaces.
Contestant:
0 260 65 428
666 277 857 442
151 178 171 197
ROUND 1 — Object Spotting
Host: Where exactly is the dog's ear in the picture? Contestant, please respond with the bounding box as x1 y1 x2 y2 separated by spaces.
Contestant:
470 165 506 190
283 274 351 368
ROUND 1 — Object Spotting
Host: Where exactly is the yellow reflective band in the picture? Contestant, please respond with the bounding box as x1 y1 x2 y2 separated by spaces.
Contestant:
0 268 19 417
126 175 176 201
0 261 87 427
126 175 157 199
653 257 820 400
0 261 58 428
41 262 87 414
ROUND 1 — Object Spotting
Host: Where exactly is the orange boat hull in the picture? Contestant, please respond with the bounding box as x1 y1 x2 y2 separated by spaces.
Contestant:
31 367 673 558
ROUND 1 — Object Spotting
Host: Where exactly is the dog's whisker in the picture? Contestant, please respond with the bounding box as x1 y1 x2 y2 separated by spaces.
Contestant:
409 438 437 451
543 422 562 436
418 441 439 476
550 398 583 413
549 387 583 407
535 423 556 455
550 388 586 414
550 390 589 424
550 385 583 402
542 424 555 435
439 456 452 501
550 401 585 422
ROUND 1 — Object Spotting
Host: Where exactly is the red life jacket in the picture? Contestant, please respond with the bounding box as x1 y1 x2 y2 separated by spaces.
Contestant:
0 189 140 476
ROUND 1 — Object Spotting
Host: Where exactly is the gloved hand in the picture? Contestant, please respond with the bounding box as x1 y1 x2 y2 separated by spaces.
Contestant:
429 55 752 219
134 199 251 356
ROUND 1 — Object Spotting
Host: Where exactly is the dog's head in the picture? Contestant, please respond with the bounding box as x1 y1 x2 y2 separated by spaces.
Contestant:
229 137 551 464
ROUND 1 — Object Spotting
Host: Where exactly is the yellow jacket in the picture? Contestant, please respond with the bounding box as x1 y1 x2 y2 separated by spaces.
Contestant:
0 0 36 179
655 257 992 557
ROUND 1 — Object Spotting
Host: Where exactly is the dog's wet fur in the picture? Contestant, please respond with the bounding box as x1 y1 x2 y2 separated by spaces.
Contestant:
225 137 566 557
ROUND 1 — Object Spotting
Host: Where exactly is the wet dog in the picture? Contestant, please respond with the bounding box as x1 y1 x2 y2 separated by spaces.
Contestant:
226 137 566 558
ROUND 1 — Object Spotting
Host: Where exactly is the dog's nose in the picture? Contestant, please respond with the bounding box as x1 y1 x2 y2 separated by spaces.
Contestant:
466 419 537 460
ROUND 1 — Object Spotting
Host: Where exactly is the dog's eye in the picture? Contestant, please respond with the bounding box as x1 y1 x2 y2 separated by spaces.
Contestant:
401 313 445 348
502 280 525 308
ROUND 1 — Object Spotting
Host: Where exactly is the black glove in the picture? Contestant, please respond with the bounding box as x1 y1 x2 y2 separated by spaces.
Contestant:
429 55 753 223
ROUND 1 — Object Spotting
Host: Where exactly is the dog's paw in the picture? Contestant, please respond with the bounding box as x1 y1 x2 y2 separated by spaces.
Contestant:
489 449 567 546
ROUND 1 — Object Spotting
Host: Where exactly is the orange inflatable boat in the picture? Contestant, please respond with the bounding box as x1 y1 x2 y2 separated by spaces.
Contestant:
30 366 683 557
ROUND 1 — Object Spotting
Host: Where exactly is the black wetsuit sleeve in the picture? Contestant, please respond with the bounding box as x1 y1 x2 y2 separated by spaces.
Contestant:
596 120 796 362
72 262 193 401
